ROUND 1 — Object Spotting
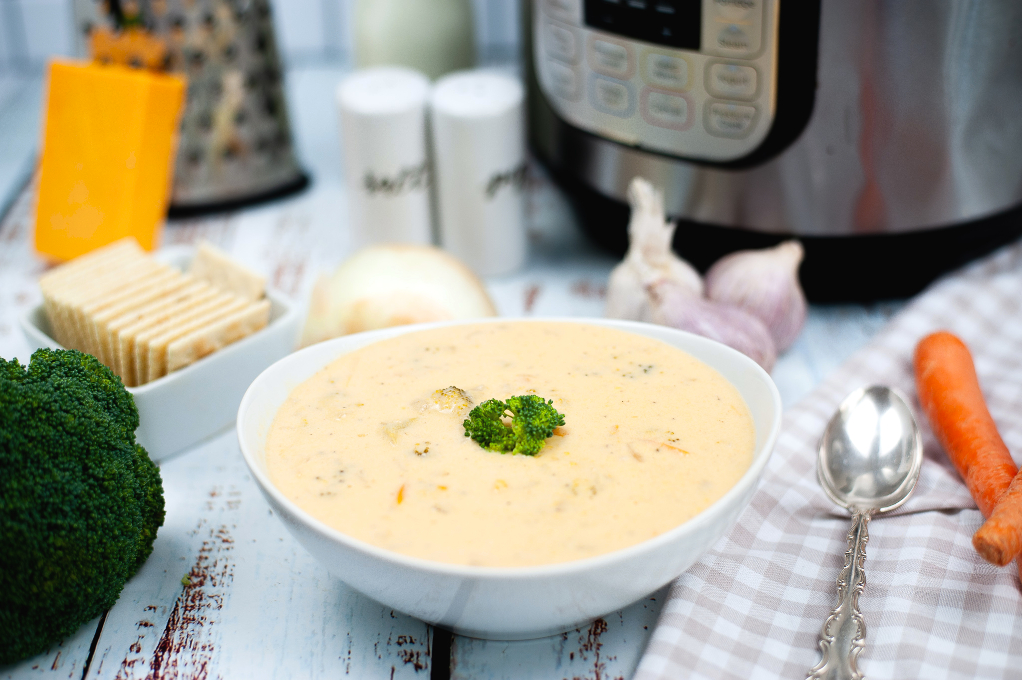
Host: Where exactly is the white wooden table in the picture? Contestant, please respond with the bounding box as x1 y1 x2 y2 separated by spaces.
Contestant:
0 65 904 680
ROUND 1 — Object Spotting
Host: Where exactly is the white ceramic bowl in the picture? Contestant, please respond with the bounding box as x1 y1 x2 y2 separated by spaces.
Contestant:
237 318 782 640
19 247 303 461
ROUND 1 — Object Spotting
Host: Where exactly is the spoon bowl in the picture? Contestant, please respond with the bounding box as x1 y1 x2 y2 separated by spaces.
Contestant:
808 385 923 680
818 385 923 513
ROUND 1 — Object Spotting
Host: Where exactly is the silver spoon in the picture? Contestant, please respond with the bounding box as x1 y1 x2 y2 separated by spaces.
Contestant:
807 386 923 680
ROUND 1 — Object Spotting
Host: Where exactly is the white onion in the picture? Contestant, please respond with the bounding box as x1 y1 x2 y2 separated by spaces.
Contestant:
300 244 497 347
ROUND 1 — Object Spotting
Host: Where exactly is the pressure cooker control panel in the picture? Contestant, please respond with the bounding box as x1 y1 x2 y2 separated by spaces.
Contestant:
534 0 779 162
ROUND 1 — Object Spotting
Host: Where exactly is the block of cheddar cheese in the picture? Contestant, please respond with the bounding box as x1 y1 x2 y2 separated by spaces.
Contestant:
34 60 186 261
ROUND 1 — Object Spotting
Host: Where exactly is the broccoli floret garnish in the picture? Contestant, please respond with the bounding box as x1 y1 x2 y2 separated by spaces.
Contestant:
463 395 565 456
0 349 165 665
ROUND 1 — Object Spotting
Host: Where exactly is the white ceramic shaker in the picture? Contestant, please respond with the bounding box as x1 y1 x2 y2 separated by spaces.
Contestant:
354 0 475 81
430 71 527 277
336 67 433 247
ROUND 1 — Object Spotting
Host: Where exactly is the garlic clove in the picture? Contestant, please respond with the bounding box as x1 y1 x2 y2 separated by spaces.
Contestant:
704 240 807 352
649 280 777 372
605 177 702 322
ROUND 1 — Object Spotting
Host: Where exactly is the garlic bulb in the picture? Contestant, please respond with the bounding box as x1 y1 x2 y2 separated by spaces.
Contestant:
704 240 807 352
649 280 777 372
605 178 702 322
300 244 497 347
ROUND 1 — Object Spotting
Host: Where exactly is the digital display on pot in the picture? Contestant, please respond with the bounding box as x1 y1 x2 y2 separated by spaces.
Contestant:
583 0 702 51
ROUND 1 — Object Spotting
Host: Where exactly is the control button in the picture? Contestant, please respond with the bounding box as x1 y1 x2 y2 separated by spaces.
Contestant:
711 0 761 22
544 0 582 24
705 101 757 138
641 88 692 130
644 52 688 90
589 75 635 117
546 60 581 100
588 38 634 79
715 24 758 54
546 22 579 64
707 62 757 100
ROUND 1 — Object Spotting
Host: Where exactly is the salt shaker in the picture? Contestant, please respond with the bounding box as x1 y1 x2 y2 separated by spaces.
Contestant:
430 71 527 277
336 67 433 247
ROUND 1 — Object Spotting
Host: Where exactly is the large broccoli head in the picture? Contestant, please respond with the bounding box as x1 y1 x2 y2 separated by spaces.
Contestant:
0 349 165 665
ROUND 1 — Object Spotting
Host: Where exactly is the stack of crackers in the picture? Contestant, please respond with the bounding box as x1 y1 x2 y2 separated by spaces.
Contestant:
40 239 271 387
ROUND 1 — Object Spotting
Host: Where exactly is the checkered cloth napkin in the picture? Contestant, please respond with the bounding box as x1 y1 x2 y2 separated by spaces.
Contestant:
634 242 1022 680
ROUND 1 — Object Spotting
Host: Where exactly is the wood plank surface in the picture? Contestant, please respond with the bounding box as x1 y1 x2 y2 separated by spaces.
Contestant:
449 589 667 680
0 620 101 680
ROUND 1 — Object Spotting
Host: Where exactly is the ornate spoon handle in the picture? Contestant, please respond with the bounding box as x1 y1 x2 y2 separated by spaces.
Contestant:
807 509 872 680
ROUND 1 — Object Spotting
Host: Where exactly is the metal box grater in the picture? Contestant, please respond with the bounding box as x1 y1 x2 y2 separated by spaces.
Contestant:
73 0 308 215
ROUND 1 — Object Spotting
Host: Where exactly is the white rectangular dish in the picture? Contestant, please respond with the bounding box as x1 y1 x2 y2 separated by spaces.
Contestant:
19 247 303 461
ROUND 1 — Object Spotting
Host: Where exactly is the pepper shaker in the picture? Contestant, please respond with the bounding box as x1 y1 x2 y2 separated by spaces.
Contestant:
430 71 527 277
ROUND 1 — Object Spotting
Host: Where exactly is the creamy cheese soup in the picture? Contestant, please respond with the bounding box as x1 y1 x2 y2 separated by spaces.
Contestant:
265 322 755 567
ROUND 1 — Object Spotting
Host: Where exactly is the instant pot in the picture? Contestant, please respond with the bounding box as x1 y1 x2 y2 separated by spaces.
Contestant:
528 0 1022 300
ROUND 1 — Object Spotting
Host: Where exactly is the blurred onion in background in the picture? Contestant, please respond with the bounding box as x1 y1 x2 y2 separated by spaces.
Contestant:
353 0 475 81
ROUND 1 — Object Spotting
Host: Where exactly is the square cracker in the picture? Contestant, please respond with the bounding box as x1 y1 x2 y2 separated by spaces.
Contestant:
39 243 143 346
40 242 147 341
39 238 144 293
70 264 171 357
88 271 189 366
101 278 204 377
113 284 219 386
78 266 178 361
143 296 249 384
49 258 161 351
165 299 271 374
126 292 234 387
190 241 266 302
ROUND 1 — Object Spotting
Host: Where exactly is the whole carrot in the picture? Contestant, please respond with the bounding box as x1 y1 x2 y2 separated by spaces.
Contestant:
913 332 1017 519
